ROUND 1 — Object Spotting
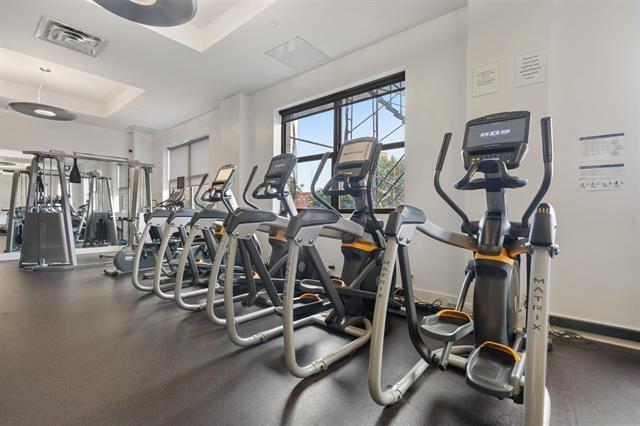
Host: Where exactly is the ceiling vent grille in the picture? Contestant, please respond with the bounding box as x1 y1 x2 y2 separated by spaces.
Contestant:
35 16 106 57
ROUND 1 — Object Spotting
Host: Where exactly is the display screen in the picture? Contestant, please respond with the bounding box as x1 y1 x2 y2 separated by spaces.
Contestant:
338 140 372 164
176 176 185 189
215 167 233 182
268 159 289 174
466 117 527 148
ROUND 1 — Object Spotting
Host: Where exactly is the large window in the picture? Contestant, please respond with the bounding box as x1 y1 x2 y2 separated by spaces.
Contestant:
167 136 209 208
280 72 405 212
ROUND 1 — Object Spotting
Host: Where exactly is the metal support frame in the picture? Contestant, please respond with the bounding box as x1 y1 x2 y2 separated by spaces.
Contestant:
282 239 372 378
4 170 30 253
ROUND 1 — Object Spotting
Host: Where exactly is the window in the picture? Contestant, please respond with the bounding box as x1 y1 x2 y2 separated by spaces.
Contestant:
167 136 209 208
280 72 405 213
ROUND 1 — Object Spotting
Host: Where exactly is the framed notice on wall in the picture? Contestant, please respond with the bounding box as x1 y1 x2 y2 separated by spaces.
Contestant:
472 63 499 97
578 133 625 191
515 49 547 87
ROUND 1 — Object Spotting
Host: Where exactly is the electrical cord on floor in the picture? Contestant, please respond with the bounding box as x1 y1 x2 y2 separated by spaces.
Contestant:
391 288 448 315
549 328 601 351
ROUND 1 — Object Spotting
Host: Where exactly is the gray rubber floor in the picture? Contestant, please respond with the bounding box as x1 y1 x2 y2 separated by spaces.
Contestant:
0 258 638 425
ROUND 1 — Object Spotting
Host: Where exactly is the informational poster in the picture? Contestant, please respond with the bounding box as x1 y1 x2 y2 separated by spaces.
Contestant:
578 133 624 191
472 63 499 97
515 49 546 87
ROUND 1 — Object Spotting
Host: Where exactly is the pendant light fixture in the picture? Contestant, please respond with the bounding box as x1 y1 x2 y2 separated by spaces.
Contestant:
94 0 198 27
9 67 77 121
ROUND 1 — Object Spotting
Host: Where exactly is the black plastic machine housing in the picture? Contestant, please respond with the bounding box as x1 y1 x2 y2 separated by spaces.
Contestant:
462 111 530 170
253 153 297 200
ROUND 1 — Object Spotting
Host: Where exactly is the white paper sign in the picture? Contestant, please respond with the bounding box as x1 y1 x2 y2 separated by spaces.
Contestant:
472 63 499 97
515 49 546 87
578 133 624 191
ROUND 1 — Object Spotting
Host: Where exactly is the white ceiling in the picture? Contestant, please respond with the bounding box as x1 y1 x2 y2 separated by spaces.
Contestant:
0 46 144 117
0 0 466 132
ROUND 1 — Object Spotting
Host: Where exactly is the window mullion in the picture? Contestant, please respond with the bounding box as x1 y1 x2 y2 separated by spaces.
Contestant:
331 99 342 211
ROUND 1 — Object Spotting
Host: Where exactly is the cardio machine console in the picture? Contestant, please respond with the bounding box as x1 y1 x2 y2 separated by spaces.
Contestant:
462 111 530 170
334 137 379 180
210 165 236 192
263 153 297 192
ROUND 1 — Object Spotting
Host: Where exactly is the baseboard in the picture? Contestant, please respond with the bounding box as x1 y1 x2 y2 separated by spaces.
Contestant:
550 316 640 343
413 288 640 343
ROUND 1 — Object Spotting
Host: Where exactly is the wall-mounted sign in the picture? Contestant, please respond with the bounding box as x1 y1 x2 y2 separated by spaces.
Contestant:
515 49 546 87
578 133 624 191
472 63 499 97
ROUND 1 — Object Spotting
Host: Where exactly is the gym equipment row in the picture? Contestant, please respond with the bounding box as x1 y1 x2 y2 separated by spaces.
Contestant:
16 150 154 268
127 111 557 426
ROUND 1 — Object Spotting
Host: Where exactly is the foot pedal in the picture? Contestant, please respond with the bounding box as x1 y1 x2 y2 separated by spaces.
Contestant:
275 293 328 320
466 341 519 399
420 309 473 342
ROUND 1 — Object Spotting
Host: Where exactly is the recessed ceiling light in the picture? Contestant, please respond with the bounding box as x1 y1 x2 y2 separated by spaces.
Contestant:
34 109 57 117
94 0 198 27
269 20 278 28
266 36 329 71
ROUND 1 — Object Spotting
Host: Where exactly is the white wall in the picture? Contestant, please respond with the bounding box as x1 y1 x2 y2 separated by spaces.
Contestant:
465 0 640 330
547 0 639 329
249 7 468 284
0 109 130 157
145 0 639 330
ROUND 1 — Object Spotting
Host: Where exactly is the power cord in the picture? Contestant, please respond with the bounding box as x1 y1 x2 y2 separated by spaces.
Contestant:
549 328 601 351
391 288 447 315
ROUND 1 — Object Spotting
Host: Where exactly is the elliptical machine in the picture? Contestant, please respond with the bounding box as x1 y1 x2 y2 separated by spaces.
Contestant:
130 177 189 292
171 165 242 311
281 137 389 378
368 112 558 426
205 153 327 345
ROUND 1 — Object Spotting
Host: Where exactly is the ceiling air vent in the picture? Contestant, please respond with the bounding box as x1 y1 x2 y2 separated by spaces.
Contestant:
35 16 106 57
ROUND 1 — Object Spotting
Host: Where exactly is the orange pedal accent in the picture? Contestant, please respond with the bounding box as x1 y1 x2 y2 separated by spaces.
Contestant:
269 229 287 243
480 341 521 362
437 309 471 322
342 239 378 253
299 293 321 302
331 278 346 287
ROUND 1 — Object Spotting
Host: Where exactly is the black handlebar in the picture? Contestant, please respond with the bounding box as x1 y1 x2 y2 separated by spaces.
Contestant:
434 133 471 230
436 132 452 172
522 117 554 228
311 152 337 212
541 116 553 163
243 166 260 209
193 174 209 209
454 159 528 191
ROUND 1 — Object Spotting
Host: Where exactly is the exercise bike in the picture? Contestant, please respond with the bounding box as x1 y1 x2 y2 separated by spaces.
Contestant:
368 111 558 426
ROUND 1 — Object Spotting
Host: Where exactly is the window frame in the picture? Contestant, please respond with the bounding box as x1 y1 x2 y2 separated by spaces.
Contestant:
280 72 406 214
167 135 209 208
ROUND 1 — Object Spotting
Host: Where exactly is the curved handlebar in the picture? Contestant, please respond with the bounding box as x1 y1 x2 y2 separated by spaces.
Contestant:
522 117 554 228
541 116 553 164
454 159 528 190
193 174 209 209
434 133 471 229
310 152 337 212
436 132 452 172
243 166 260 209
